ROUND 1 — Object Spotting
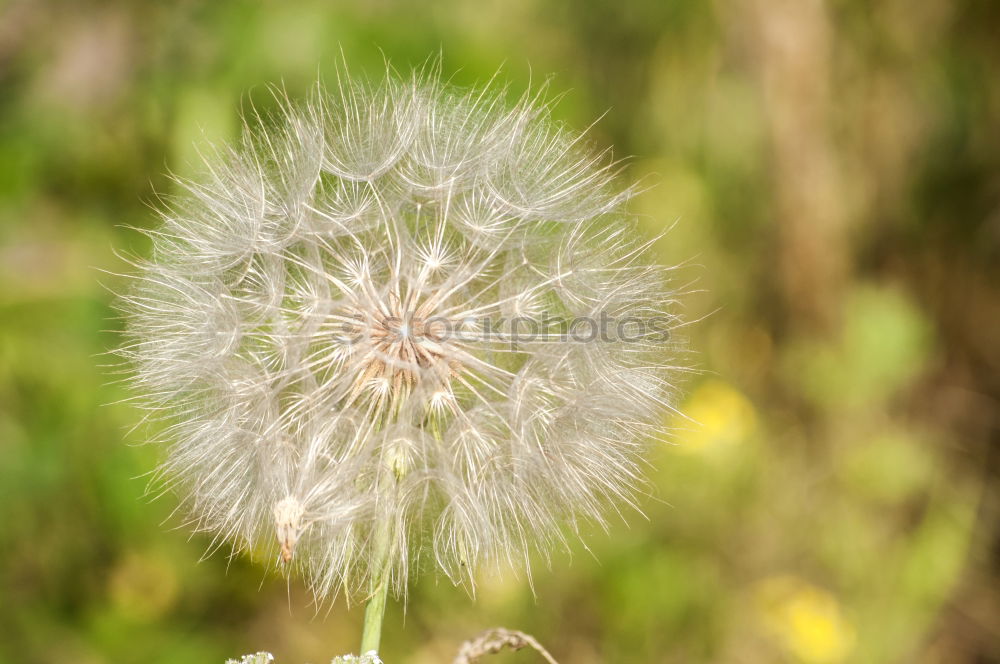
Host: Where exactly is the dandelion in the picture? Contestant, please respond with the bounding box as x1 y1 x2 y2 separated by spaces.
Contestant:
118 63 682 653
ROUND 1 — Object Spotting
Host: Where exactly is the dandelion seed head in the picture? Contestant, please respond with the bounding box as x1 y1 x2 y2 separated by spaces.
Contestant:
119 64 683 601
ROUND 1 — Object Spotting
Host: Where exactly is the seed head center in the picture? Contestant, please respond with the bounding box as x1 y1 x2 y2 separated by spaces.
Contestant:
341 293 461 412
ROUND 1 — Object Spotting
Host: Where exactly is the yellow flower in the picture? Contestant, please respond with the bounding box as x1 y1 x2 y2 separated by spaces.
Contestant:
673 379 756 454
754 575 856 663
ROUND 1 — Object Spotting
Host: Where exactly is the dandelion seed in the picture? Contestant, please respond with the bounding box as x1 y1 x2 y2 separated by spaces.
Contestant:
274 496 305 564
118 63 683 606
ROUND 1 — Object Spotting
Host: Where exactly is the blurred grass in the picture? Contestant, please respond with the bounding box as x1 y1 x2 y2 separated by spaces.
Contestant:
1 0 998 662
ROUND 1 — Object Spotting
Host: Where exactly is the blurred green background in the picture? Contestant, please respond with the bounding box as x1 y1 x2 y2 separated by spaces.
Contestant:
1 1 998 662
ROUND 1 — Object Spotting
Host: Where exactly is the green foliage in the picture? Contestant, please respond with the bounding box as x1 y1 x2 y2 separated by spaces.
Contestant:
1 0 994 662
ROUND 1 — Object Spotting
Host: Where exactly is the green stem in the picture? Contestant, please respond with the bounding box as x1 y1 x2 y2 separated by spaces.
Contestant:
359 519 392 654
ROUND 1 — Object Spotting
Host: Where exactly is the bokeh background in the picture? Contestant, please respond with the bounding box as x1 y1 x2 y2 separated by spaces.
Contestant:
1 1 998 662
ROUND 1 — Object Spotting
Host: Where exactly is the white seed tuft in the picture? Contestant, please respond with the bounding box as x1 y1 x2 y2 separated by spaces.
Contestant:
118 65 683 601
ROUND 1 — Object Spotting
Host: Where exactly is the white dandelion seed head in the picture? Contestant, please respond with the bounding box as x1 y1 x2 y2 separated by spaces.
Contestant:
119 64 683 602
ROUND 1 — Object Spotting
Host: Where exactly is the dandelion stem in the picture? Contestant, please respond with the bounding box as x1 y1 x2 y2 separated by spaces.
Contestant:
360 514 392 653
360 569 389 653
